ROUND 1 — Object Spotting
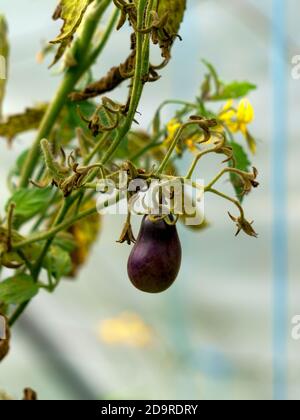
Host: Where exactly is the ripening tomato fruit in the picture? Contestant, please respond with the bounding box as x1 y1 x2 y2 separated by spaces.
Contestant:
127 216 182 293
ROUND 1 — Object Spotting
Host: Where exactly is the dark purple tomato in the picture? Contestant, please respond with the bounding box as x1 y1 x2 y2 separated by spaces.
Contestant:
127 216 182 293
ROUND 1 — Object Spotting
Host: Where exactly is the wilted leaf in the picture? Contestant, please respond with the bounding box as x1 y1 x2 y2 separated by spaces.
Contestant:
245 129 257 154
228 212 258 238
53 232 76 253
0 100 95 145
0 105 47 143
0 274 39 305
68 200 101 276
229 141 251 202
0 227 41 269
158 0 187 55
50 0 95 66
0 15 9 119
6 187 53 226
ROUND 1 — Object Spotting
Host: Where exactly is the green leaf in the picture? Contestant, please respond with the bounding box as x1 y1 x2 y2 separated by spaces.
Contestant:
211 81 257 101
0 101 95 145
0 15 9 119
202 60 220 94
229 141 251 202
0 274 39 304
44 246 72 280
7 149 29 186
200 73 211 100
7 149 32 193
202 60 256 101
0 227 42 269
50 0 95 66
158 0 186 37
53 232 76 253
6 187 53 226
15 149 30 174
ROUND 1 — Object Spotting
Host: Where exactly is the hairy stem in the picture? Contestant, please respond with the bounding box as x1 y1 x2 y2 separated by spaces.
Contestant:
9 191 120 327
205 167 251 190
84 131 111 165
19 0 112 187
82 7 120 73
13 193 120 251
9 0 153 326
99 0 151 166
156 121 204 175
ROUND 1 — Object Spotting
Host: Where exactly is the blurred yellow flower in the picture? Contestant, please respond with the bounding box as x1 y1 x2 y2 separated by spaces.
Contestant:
165 120 216 155
185 134 199 153
220 99 254 133
219 99 256 153
165 118 181 145
98 312 153 348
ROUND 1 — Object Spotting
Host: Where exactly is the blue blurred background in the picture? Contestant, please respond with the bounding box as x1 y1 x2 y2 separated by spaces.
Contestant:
0 0 299 400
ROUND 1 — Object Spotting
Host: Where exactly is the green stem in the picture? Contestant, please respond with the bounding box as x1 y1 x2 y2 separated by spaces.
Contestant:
9 302 30 327
206 187 244 219
9 192 84 327
32 195 78 278
130 131 164 163
185 131 226 179
9 191 120 327
10 0 151 326
19 72 77 188
19 0 112 188
205 167 250 191
75 0 112 56
84 131 110 165
13 192 120 250
186 144 222 179
99 0 151 166
81 7 120 73
152 99 197 123
156 121 201 175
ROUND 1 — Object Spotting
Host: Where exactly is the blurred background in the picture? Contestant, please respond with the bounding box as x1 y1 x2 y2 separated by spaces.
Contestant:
0 0 299 400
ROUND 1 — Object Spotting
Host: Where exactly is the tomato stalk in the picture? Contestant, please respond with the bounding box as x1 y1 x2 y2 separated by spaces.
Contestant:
19 0 114 188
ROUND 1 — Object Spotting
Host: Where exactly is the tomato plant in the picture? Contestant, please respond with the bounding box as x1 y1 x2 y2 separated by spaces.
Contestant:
0 0 260 376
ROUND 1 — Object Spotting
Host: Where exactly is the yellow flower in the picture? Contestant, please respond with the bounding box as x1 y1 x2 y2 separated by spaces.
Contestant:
98 312 153 348
220 98 254 133
219 98 256 153
219 99 236 124
185 134 199 153
165 118 181 145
